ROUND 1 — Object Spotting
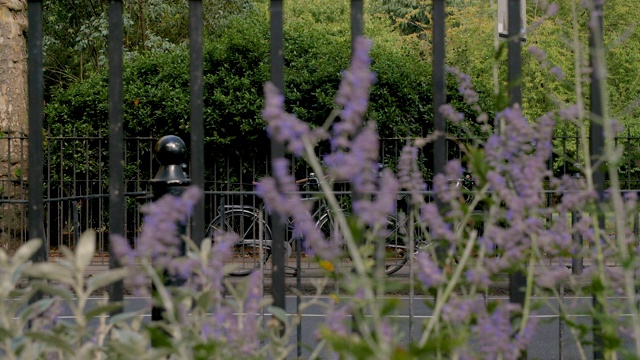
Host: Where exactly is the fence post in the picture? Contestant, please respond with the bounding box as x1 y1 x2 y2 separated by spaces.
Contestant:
149 135 191 321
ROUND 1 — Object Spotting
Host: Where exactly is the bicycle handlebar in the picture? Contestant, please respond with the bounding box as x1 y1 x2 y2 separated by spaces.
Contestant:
296 173 320 185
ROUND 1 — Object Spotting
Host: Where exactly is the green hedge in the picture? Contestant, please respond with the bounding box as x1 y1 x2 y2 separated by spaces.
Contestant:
44 1 487 187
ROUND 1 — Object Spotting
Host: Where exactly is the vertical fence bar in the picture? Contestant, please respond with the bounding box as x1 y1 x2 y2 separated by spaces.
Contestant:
588 0 605 357
269 0 286 315
507 0 525 300
507 1 526 358
28 0 45 263
108 0 125 308
432 0 446 177
431 0 446 268
351 0 363 50
190 0 205 246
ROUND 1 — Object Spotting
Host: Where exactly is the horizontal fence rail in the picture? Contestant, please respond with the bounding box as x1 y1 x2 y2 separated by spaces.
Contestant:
3 133 640 252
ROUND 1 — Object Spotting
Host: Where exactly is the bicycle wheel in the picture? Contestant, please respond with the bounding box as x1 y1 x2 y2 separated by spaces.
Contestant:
207 210 272 276
384 215 409 275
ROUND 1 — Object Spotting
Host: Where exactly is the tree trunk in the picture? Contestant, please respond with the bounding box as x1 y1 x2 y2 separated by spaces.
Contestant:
0 0 28 249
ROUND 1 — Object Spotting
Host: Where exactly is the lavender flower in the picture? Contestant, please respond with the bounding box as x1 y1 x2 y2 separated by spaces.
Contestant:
432 159 464 206
352 169 400 228
263 82 328 156
334 36 376 143
466 268 491 288
136 186 202 265
397 144 427 203
447 66 480 108
473 303 536 360
256 158 338 259
197 230 237 297
442 296 478 324
546 3 559 16
420 203 456 242
416 251 444 288
439 104 464 123
110 234 136 267
239 271 262 355
536 265 571 288
527 46 547 62
549 66 565 80
321 304 351 338
324 122 380 194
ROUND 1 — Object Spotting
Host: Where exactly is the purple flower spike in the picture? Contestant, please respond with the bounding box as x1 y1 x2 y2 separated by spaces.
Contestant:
473 303 536 360
416 252 444 288
334 36 376 137
353 169 400 228
263 82 328 157
397 144 427 204
256 158 339 260
136 186 203 271
439 104 464 123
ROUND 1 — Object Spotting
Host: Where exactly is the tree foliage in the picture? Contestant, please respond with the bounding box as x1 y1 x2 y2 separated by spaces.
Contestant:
43 0 255 92
45 0 484 187
378 0 640 179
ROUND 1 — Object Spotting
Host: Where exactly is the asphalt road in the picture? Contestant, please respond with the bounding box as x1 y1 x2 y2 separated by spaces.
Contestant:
56 296 636 359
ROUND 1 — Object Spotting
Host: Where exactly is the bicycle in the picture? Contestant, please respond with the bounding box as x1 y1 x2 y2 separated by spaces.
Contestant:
207 173 415 276
206 173 334 276
382 175 479 275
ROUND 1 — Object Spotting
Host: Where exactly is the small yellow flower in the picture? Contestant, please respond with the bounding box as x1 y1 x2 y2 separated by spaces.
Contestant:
319 260 335 273
329 293 340 303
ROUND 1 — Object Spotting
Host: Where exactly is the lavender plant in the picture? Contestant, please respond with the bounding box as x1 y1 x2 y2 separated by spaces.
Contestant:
253 2 640 357
3 0 637 358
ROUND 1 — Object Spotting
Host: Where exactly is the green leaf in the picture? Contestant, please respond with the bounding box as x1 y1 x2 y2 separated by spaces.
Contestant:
86 268 128 294
12 239 43 265
22 263 73 284
194 342 220 360
75 229 96 271
11 262 28 284
85 303 124 319
25 331 74 354
30 282 74 301
109 310 145 325
147 326 174 349
18 298 56 323
0 327 14 342
267 306 288 324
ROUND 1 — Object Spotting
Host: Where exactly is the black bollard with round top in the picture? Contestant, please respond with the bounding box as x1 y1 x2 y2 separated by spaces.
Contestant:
150 135 191 321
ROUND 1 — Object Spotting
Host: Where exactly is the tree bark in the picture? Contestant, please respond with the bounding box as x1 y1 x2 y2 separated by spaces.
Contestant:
0 0 28 249
0 0 28 133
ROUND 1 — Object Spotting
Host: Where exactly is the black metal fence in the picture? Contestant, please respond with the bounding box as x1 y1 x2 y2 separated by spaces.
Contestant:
0 0 611 357
4 130 640 254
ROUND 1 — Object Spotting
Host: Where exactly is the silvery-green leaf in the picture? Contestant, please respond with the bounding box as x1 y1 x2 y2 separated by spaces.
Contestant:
31 282 74 301
12 262 28 284
18 298 55 323
85 303 123 319
24 332 74 354
268 306 288 324
0 328 13 342
0 250 8 265
12 239 42 265
75 229 96 271
75 343 95 359
201 238 212 257
22 263 73 284
60 245 75 260
109 310 145 325
86 268 128 294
